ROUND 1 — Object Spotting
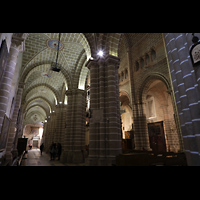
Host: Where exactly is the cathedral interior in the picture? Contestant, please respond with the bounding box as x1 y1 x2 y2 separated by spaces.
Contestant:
0 33 200 166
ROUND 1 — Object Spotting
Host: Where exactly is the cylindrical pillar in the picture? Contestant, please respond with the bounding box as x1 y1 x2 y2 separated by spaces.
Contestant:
61 89 86 164
164 33 200 165
0 44 20 134
105 55 121 158
5 82 24 163
86 55 122 166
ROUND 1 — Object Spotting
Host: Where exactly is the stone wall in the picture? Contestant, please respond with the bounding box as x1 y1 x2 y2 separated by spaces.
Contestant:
118 33 183 152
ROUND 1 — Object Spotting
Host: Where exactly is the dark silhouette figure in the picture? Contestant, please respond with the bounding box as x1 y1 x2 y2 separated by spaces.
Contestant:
40 143 44 155
50 142 56 160
57 143 62 160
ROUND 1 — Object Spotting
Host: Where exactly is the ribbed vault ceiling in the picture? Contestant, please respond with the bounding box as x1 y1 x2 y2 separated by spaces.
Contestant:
20 33 122 125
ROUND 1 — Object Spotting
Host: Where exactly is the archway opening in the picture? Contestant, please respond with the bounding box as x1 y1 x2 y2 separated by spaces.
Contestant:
23 124 44 149
143 79 181 153
120 93 134 152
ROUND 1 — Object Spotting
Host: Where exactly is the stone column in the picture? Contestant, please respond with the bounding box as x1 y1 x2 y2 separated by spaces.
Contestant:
98 59 106 159
43 121 47 148
0 43 20 134
164 33 200 165
54 104 66 143
0 37 27 164
5 82 24 163
44 113 55 153
61 89 86 164
86 55 122 166
104 55 121 159
85 59 100 164
132 103 142 150
185 33 200 93
50 111 56 143
59 104 67 154
133 102 151 151
44 116 51 153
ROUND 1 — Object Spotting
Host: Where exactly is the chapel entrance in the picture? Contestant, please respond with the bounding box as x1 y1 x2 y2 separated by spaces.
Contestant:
148 121 166 154
120 92 134 152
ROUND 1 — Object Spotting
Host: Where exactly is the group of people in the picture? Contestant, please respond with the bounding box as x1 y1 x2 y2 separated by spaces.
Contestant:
39 142 62 161
50 142 62 160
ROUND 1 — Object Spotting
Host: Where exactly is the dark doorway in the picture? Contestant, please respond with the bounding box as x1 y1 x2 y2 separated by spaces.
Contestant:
148 121 166 154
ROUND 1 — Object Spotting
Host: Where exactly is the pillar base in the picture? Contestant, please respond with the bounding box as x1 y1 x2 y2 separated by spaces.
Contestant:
61 150 85 164
135 147 152 151
5 152 13 165
11 149 18 158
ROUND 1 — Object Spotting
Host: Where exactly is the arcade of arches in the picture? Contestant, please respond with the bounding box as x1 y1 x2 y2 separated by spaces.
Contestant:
1 33 200 166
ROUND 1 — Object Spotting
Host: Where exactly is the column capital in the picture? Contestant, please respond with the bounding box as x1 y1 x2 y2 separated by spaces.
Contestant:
105 55 120 68
11 33 28 51
85 58 99 70
65 89 86 96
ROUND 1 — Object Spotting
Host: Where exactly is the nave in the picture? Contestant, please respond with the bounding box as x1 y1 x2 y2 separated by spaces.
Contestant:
1 33 200 166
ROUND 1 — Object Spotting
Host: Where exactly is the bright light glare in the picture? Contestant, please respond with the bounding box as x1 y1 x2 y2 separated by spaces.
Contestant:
97 50 104 57
39 128 43 139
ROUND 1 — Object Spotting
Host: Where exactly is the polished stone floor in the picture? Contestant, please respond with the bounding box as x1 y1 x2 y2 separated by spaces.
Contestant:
21 148 86 166
21 148 65 166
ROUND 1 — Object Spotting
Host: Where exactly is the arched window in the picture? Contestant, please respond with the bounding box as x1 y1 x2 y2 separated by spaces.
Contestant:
145 53 150 65
140 57 144 68
135 61 139 71
118 74 121 82
125 69 128 79
151 49 156 61
121 72 124 81
146 95 156 118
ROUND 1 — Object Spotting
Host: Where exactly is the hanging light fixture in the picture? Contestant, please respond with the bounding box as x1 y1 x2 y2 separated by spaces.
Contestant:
51 33 61 72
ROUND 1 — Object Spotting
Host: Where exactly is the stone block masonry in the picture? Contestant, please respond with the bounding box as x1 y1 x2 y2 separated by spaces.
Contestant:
61 89 86 164
86 55 122 166
164 33 200 166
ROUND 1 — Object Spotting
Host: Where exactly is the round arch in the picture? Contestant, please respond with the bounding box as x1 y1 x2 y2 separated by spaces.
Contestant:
22 83 60 105
24 96 52 114
24 104 47 119
83 33 97 58
138 73 171 104
24 110 46 125
108 33 123 57
119 89 134 140
119 90 132 106
20 61 72 90
88 33 123 58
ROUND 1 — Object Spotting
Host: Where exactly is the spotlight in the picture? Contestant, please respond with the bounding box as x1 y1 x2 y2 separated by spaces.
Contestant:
97 50 104 57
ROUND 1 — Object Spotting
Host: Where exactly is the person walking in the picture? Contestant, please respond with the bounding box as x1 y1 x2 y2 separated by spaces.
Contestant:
40 143 44 155
50 142 56 160
57 143 62 160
